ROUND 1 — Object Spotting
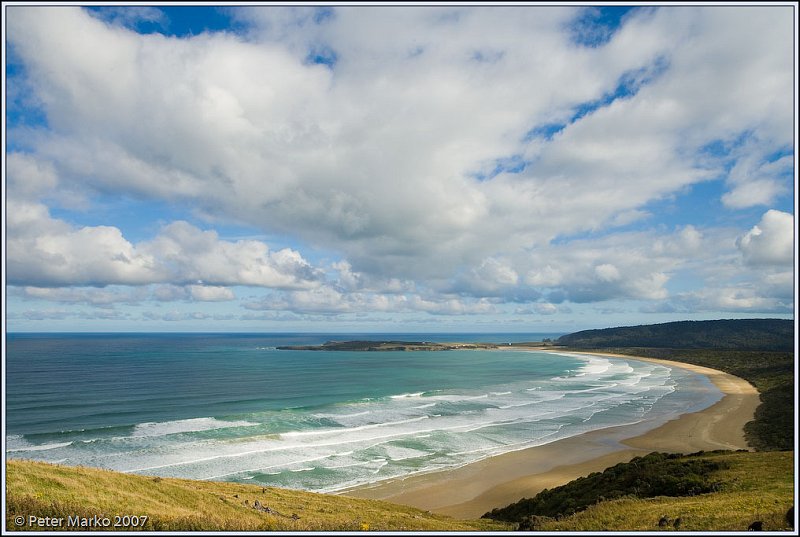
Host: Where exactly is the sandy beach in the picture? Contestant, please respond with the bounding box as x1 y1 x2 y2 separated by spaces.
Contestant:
343 351 761 519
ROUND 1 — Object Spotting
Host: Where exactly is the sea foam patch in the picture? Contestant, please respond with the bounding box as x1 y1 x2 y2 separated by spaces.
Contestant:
131 417 260 438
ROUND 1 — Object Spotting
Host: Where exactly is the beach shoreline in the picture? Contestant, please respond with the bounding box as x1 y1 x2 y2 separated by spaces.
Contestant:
341 350 760 519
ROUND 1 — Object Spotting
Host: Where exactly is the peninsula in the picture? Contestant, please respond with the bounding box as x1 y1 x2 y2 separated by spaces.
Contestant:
276 340 536 351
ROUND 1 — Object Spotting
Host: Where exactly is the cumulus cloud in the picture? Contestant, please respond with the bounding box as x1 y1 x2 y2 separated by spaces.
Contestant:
10 7 790 278
737 210 794 267
141 221 322 288
5 201 321 290
5 6 795 319
6 202 162 287
187 285 236 302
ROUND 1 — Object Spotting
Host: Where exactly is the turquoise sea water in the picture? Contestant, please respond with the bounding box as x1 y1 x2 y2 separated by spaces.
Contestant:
5 333 722 493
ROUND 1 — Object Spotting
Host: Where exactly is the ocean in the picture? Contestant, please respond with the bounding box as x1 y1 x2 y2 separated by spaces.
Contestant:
5 333 722 493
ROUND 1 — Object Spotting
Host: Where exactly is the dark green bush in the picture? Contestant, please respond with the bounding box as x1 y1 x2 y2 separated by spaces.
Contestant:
483 451 730 522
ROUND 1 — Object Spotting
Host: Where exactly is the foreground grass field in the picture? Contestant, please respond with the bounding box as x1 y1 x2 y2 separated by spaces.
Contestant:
7 451 793 531
5 460 510 531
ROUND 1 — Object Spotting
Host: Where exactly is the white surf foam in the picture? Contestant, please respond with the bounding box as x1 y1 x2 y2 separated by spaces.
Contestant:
7 440 73 452
131 417 259 438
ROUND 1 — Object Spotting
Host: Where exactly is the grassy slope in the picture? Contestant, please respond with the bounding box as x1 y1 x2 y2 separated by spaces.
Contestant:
5 460 510 532
533 451 794 532
8 452 792 532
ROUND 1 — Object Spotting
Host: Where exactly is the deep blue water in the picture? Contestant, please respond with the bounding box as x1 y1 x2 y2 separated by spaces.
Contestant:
5 333 722 492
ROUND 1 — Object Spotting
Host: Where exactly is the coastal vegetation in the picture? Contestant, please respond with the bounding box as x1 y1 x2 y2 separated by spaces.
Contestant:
556 318 793 351
5 460 510 532
482 450 794 531
484 451 731 521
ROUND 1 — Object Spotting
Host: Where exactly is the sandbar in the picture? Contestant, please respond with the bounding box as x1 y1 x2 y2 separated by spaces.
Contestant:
342 351 760 519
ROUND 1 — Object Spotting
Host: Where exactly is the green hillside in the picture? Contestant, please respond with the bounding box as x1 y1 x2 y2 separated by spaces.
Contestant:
483 450 794 532
557 319 793 351
5 460 510 532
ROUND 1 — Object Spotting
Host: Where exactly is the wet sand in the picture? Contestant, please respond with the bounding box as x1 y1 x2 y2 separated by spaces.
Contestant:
342 351 760 519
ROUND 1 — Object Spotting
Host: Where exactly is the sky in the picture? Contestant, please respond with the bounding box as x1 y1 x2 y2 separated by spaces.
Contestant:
3 3 797 333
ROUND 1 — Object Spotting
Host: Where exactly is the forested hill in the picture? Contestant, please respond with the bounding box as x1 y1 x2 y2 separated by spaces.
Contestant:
557 319 794 351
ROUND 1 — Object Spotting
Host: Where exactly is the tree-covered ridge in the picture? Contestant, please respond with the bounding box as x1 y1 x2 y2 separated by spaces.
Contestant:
557 319 793 351
483 451 731 523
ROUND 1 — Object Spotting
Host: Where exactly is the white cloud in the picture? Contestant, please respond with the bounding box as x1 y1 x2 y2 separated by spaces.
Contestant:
737 210 794 267
594 263 621 282
5 6 795 319
671 286 793 314
142 221 322 288
6 202 162 287
11 6 770 277
5 201 321 290
722 180 785 210
6 152 58 201
187 285 236 302
455 257 521 296
722 141 793 209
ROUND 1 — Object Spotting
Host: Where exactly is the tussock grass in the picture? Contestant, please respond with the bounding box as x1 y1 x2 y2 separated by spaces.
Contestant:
7 451 793 531
6 460 511 532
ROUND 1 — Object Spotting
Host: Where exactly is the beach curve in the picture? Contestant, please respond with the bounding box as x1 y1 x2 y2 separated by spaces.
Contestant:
342 351 761 519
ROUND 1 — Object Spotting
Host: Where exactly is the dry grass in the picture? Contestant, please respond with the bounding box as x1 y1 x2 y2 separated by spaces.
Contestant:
7 451 793 532
6 460 511 532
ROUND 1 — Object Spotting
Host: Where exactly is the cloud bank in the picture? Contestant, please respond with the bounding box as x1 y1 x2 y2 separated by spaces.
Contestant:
4 5 795 327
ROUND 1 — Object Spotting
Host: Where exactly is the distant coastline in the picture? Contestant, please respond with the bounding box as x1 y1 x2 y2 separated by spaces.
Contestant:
276 340 555 351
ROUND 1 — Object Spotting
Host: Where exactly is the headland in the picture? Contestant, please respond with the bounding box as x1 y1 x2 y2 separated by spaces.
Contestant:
276 340 542 351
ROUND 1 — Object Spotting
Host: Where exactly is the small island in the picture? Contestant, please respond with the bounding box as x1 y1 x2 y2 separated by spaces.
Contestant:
276 340 552 351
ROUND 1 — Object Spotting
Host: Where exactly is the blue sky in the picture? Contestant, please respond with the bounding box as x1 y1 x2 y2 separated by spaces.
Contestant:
4 4 796 333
